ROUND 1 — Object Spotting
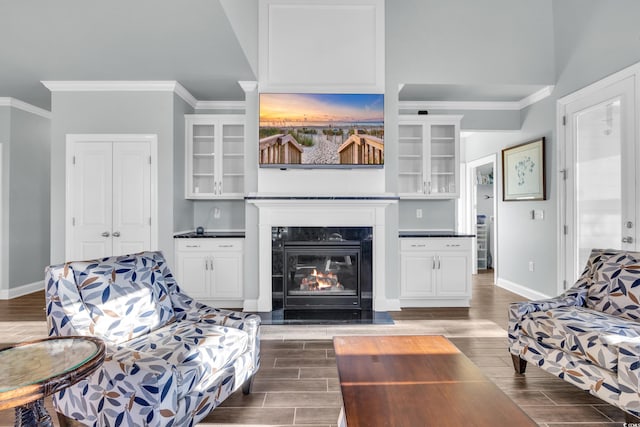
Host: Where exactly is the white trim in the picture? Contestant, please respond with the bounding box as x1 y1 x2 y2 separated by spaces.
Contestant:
0 280 44 300
465 154 498 282
41 80 199 108
238 81 258 93
399 86 555 112
194 100 246 111
517 85 555 109
399 298 470 308
557 62 640 105
243 299 259 312
0 97 51 119
496 278 550 301
65 134 159 260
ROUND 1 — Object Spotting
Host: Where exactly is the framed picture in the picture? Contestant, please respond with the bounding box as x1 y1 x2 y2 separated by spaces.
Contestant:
502 137 546 201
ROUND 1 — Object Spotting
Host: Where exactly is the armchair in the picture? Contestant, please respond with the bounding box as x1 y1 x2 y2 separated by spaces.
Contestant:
45 251 260 427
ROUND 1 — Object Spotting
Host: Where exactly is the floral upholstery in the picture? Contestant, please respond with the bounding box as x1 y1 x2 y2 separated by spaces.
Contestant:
45 251 261 427
509 249 640 417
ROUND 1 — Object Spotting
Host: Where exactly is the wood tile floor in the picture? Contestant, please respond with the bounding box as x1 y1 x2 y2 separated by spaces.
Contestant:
0 271 630 426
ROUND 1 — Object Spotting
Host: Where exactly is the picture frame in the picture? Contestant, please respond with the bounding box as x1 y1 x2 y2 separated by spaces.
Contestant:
502 137 546 201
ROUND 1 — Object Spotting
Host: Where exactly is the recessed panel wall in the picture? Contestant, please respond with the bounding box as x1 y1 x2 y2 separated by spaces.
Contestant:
259 0 385 93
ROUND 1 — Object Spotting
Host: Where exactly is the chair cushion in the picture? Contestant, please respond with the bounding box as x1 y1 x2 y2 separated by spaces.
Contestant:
520 306 640 372
587 252 640 321
72 253 175 344
124 321 249 399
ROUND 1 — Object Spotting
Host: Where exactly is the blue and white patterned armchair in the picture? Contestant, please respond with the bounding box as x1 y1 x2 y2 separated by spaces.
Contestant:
45 251 260 427
509 248 640 418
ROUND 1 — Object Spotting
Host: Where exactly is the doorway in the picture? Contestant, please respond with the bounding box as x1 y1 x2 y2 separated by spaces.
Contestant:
559 75 636 290
65 134 159 261
466 155 498 283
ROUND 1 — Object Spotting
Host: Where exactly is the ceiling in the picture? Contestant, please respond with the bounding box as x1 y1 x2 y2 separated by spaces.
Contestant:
0 1 255 110
1 2 549 112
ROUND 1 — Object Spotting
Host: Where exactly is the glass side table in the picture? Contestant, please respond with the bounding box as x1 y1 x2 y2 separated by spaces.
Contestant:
0 336 105 427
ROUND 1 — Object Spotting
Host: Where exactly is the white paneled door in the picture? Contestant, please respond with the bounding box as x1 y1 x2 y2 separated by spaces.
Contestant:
67 136 155 261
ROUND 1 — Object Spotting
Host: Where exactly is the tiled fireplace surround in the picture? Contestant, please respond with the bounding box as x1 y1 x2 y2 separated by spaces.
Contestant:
245 197 399 312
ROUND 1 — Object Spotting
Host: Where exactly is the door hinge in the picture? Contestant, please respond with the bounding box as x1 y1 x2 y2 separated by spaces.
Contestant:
563 279 567 289
148 156 152 164
72 217 76 226
561 169 567 180
562 115 567 126
148 217 152 225
564 225 569 235
72 155 76 165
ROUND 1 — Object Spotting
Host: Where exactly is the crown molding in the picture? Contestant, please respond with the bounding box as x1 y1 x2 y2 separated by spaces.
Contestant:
399 85 555 112
40 80 198 108
0 97 52 119
518 85 554 110
195 100 246 111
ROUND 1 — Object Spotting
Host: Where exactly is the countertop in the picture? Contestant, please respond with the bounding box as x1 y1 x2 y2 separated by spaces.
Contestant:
174 231 245 238
399 231 475 238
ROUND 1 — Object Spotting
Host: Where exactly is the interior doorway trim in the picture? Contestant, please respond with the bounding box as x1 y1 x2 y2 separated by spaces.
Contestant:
557 61 640 295
65 134 159 260
465 154 498 283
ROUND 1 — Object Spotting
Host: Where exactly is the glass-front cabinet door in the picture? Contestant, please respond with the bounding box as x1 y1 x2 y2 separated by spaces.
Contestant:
398 115 461 198
185 115 245 199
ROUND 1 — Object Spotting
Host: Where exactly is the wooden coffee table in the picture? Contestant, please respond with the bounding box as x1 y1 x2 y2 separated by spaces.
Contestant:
333 335 536 427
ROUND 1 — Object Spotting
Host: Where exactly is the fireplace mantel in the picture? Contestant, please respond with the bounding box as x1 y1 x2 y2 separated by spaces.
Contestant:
245 195 399 312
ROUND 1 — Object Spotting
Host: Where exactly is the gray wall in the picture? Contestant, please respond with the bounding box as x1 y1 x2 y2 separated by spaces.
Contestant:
9 109 50 288
463 0 640 297
0 108 9 292
50 91 177 264
0 107 50 291
173 94 195 234
194 200 245 230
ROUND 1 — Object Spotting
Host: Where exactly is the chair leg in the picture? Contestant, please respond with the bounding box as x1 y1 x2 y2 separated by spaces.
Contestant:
242 375 254 395
511 354 527 374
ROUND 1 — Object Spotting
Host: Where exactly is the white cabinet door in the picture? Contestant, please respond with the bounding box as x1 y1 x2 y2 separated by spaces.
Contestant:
176 251 211 299
398 115 461 199
185 115 245 199
436 253 470 297
400 252 436 297
68 137 154 261
211 253 243 299
71 142 113 260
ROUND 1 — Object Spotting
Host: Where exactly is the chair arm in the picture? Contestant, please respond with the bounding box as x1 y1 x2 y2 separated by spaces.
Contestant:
614 340 640 416
507 291 586 350
58 345 180 427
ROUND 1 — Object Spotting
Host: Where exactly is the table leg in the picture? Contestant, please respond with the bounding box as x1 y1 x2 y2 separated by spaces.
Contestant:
14 399 53 427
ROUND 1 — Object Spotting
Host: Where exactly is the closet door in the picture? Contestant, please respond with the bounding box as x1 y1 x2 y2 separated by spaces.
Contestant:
112 142 151 256
68 138 153 261
70 142 113 260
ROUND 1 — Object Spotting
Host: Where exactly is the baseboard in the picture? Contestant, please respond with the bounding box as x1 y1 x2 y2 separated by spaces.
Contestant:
496 278 551 301
0 280 45 300
399 298 470 308
243 299 259 312
374 298 402 311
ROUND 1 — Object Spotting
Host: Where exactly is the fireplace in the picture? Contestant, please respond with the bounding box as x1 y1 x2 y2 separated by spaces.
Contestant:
272 227 372 311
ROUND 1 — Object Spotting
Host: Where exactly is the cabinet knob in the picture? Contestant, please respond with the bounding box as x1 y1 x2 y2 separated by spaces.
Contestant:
186 244 201 248
101 231 110 237
112 231 121 237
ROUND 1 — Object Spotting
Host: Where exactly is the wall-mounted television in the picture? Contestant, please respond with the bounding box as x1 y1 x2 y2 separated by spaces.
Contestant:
259 93 384 168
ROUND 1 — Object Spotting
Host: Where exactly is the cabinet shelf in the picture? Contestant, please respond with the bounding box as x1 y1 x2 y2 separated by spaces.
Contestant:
431 172 454 176
193 153 215 157
431 137 455 141
432 155 455 159
399 154 421 159
193 173 215 177
194 135 215 140
399 172 422 176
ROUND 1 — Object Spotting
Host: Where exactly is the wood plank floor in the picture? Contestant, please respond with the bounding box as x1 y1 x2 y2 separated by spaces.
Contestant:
0 271 629 426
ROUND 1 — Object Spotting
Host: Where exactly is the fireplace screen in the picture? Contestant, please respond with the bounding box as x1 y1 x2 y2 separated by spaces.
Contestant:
283 242 360 309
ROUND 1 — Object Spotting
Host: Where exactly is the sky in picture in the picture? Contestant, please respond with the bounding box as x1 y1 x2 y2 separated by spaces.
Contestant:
260 93 384 127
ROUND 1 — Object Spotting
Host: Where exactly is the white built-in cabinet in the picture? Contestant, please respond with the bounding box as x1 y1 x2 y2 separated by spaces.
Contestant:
400 237 472 307
174 238 244 305
398 115 462 198
185 115 245 199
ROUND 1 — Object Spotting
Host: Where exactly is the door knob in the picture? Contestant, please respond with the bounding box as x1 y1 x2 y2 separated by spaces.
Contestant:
622 236 634 243
101 231 110 237
112 231 121 237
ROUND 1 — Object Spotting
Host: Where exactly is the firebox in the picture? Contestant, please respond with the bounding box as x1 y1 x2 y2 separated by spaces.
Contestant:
271 226 373 311
284 241 360 309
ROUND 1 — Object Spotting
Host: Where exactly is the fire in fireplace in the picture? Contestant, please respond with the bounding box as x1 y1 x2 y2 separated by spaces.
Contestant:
272 227 372 311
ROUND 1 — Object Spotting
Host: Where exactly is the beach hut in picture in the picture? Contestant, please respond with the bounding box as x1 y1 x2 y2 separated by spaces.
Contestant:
259 134 304 164
338 134 384 165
